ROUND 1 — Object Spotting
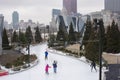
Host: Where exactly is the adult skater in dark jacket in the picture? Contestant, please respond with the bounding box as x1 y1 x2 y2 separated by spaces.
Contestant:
90 60 97 72
53 60 57 73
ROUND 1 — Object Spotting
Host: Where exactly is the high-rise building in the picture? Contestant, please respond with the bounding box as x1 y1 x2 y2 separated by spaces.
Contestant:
63 0 77 14
0 14 4 55
52 9 61 18
105 0 120 13
12 11 19 30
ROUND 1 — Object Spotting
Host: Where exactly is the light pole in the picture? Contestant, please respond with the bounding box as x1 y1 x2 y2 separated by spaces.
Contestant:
44 27 45 41
46 25 49 35
28 42 30 66
26 38 31 67
97 19 103 80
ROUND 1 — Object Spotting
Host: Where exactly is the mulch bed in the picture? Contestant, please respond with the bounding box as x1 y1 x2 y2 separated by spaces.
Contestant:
0 50 24 66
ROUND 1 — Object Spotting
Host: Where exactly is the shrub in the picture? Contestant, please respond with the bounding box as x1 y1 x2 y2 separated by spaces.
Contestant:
5 63 12 68
4 54 37 69
12 67 21 71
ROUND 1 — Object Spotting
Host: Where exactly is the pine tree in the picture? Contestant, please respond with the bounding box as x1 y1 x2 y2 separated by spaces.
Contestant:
85 28 99 61
68 22 76 43
82 19 92 46
106 20 120 53
35 26 42 43
56 28 65 41
74 31 80 42
85 19 99 62
113 23 120 53
84 19 106 62
19 30 27 44
25 26 33 43
106 25 113 53
2 28 10 49
56 21 68 42
12 31 18 43
48 34 56 47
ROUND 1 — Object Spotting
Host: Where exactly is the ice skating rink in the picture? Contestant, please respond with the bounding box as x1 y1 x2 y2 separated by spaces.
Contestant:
0 43 99 80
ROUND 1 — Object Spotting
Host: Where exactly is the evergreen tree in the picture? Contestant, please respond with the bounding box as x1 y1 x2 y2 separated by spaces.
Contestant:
56 21 68 42
68 22 76 43
49 34 56 42
19 31 27 44
106 25 112 53
12 31 18 43
82 19 92 46
85 28 99 61
48 34 56 47
35 26 42 43
56 29 64 41
113 23 120 53
25 26 33 43
74 31 80 42
2 28 10 49
85 19 100 62
106 20 120 53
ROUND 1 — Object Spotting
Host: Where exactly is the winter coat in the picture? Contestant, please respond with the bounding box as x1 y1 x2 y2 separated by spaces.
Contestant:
91 61 96 67
53 63 57 68
45 64 51 72
45 51 48 56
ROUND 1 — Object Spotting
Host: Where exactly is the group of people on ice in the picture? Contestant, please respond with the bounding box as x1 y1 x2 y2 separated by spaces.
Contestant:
44 50 57 74
44 50 97 74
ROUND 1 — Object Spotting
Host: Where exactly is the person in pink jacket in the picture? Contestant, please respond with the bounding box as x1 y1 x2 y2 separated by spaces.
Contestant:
45 64 51 74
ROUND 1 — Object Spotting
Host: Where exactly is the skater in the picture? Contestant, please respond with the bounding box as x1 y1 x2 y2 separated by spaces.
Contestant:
90 60 97 72
45 64 51 74
45 51 48 59
52 60 57 73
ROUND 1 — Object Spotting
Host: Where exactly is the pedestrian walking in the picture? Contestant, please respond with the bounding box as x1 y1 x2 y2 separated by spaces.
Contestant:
45 64 51 74
52 60 57 73
45 51 48 60
90 60 97 72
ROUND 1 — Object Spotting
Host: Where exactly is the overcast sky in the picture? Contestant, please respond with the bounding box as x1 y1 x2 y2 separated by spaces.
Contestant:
0 0 104 25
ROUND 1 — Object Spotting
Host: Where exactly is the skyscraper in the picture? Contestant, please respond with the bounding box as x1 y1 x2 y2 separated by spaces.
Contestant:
105 0 120 13
52 9 61 18
0 14 4 55
12 11 19 30
63 0 77 14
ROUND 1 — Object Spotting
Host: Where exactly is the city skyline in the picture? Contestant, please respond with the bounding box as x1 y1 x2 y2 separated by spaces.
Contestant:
0 0 104 25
